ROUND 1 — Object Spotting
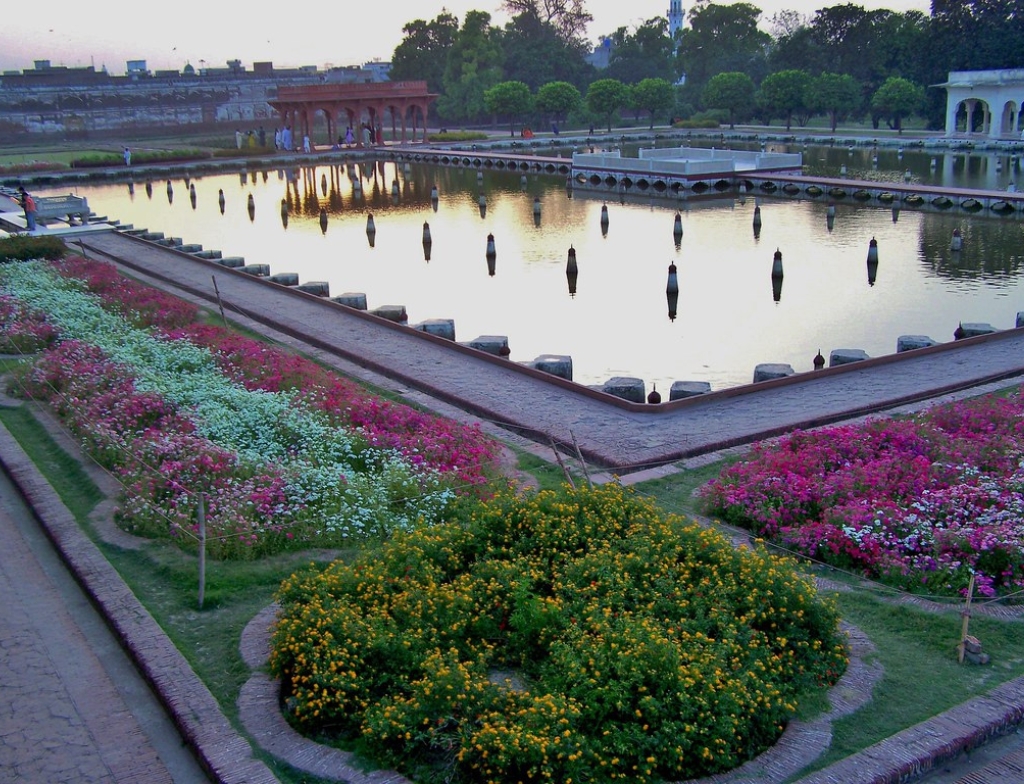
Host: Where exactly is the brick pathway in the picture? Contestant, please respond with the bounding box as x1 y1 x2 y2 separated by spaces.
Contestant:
0 425 279 784
0 455 178 783
75 231 1024 472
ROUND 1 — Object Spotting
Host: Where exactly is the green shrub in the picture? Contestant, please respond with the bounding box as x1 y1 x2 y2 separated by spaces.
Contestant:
427 131 489 143
70 149 210 167
272 483 847 783
0 235 67 262
674 113 722 129
0 161 70 175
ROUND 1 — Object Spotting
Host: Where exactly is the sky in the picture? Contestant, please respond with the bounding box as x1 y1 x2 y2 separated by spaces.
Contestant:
1 0 931 76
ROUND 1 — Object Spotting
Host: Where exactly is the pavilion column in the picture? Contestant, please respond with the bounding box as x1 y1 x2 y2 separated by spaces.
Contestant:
323 105 334 146
987 99 1003 140
945 95 960 136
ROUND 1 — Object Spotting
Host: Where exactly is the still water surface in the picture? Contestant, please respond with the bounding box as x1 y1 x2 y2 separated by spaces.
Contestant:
44 151 1024 392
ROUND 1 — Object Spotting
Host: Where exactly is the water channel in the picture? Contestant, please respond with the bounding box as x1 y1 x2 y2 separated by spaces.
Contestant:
43 141 1024 393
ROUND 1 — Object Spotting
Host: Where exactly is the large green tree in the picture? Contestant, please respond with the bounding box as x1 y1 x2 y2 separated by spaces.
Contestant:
389 13 459 94
437 11 504 124
806 4 892 93
585 78 629 132
757 69 811 130
484 80 535 135
805 71 862 132
501 0 592 46
870 76 924 133
606 18 677 84
631 78 677 129
678 1 770 99
701 71 756 129
534 81 583 124
499 13 592 90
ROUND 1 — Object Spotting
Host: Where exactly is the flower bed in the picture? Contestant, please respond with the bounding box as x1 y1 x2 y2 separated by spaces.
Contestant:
698 404 1024 597
0 257 500 558
271 483 847 784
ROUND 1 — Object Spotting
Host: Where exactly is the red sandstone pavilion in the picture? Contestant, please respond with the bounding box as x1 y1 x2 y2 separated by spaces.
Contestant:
268 81 437 147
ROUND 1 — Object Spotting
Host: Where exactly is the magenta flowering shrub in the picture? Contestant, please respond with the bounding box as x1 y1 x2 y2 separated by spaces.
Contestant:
0 294 58 353
166 322 501 487
3 256 503 557
53 256 199 330
20 338 313 558
699 396 1024 597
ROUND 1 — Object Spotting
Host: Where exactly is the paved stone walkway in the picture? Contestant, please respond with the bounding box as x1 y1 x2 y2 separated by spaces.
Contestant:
0 425 279 784
0 477 178 784
75 231 1024 472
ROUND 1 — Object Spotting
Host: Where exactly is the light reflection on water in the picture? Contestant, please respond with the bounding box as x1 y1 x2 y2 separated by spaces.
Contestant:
46 154 1024 392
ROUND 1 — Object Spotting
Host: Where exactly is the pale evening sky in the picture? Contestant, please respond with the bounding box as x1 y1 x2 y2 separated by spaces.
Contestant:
1 0 931 76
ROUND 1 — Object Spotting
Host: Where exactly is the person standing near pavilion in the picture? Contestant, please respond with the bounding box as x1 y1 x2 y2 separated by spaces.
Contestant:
123 146 131 166
18 186 36 232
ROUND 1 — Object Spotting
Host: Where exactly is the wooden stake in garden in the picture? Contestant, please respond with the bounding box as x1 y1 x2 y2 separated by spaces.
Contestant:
198 492 207 610
957 572 976 664
211 275 228 327
569 429 592 487
550 438 575 489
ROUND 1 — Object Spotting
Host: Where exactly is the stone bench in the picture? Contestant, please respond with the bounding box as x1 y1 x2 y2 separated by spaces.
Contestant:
34 195 90 225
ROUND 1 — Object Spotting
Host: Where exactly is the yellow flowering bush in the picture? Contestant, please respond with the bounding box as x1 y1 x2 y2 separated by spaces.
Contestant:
271 483 847 783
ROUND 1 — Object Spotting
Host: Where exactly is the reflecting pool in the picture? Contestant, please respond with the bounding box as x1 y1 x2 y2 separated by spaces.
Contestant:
44 152 1024 392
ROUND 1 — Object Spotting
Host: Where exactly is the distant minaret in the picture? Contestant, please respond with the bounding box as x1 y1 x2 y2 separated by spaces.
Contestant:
668 0 685 43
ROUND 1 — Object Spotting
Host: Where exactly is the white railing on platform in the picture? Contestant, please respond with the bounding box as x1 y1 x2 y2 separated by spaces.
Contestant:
572 147 802 177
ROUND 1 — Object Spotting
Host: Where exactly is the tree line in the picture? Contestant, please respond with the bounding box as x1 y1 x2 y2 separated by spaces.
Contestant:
387 0 1024 132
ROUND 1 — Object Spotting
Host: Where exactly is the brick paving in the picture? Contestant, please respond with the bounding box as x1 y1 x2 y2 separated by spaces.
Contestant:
4 228 1024 783
75 230 1024 473
0 478 175 784
0 425 279 783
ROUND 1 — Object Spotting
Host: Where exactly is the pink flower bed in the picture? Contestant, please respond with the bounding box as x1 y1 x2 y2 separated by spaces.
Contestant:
53 255 500 486
164 323 501 487
52 256 199 330
19 338 294 557
0 294 58 353
698 397 1024 597
6 256 503 557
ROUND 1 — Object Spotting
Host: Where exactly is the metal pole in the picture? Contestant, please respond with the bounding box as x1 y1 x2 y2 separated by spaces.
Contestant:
198 493 206 610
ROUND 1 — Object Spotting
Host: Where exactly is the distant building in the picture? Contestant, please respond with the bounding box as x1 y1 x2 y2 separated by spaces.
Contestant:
0 58 384 137
587 1 686 69
361 61 392 83
668 0 685 44
126 60 149 77
586 36 614 70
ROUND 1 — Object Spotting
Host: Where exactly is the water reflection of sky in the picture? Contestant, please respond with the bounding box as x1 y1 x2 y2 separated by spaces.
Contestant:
45 152 1024 392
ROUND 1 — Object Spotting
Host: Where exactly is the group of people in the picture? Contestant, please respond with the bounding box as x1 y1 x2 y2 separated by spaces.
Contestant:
227 121 392 154
235 127 269 150
273 126 309 152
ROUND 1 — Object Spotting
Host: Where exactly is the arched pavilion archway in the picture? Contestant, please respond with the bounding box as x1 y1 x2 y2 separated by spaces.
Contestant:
938 69 1024 139
268 82 437 149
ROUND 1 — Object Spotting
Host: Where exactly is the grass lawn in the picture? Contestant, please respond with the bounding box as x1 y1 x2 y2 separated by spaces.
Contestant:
3 393 1023 784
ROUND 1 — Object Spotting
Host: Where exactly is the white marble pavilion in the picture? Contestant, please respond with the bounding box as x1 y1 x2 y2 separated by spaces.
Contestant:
937 69 1024 139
